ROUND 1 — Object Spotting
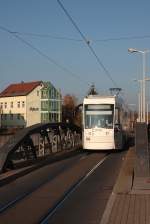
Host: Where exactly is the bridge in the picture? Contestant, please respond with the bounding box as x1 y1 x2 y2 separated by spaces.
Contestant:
0 122 81 173
0 122 150 223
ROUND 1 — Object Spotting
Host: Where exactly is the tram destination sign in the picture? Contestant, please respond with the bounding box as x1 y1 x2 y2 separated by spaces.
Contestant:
86 104 113 110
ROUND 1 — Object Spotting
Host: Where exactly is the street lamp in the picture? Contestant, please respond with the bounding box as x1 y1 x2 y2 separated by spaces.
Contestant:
133 78 150 122
133 79 143 122
147 102 149 125
128 48 150 122
128 103 136 129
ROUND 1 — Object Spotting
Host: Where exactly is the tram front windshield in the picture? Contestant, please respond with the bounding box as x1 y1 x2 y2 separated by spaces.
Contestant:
85 104 114 129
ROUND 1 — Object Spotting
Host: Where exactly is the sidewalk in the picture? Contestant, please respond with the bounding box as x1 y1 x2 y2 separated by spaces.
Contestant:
100 147 150 224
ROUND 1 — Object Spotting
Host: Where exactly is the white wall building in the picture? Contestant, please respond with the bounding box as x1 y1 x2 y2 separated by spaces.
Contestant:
0 81 62 128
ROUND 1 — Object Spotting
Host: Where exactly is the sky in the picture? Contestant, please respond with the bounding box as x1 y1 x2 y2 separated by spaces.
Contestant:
0 0 150 109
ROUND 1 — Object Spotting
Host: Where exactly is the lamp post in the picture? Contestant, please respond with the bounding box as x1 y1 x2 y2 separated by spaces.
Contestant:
133 78 150 122
133 79 143 122
128 103 136 130
147 102 149 125
128 48 150 122
146 98 150 124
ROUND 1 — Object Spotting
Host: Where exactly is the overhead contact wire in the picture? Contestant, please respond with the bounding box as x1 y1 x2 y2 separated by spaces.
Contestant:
0 25 89 86
57 0 118 87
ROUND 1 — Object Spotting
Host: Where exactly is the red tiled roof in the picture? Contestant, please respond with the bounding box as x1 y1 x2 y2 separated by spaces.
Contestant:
0 81 43 97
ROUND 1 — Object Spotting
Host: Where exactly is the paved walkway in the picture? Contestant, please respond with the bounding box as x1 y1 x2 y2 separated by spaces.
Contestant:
100 147 150 224
107 194 150 224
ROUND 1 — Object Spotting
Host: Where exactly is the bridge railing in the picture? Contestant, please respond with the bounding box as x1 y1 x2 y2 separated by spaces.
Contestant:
0 122 82 173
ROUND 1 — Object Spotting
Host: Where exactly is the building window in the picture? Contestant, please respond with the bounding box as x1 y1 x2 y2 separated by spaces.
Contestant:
51 89 55 98
37 91 39 96
17 114 20 120
0 103 3 109
10 102 13 108
41 90 48 99
41 101 49 111
17 101 20 108
4 102 7 108
20 114 24 120
41 113 49 122
10 114 13 120
22 101 25 108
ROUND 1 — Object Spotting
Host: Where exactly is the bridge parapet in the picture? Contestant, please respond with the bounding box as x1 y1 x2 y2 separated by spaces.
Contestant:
0 122 81 173
134 122 149 177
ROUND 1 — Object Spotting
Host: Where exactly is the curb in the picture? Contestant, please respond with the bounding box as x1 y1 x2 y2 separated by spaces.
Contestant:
100 192 116 224
100 147 135 224
113 147 135 194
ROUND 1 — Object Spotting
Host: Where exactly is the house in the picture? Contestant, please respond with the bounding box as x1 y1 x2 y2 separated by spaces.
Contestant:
0 81 62 128
41 81 62 123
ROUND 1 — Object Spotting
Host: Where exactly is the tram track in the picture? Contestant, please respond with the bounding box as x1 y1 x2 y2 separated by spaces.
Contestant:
0 151 85 211
0 151 110 223
39 155 109 224
0 150 94 214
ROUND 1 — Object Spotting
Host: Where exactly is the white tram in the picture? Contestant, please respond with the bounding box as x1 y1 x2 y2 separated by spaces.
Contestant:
82 95 130 150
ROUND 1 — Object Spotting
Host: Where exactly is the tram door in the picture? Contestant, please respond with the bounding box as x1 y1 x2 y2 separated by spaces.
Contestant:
114 107 123 150
114 123 123 149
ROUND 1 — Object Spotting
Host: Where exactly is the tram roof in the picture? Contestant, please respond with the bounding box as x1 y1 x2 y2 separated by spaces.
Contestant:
86 94 116 98
83 95 124 105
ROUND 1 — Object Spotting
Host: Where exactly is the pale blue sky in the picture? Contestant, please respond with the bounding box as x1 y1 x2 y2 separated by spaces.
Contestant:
0 0 150 107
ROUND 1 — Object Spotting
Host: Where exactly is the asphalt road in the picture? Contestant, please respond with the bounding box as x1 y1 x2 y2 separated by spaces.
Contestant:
45 151 126 224
0 149 126 224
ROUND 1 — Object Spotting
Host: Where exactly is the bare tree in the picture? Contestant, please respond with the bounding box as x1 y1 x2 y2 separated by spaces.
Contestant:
62 94 78 123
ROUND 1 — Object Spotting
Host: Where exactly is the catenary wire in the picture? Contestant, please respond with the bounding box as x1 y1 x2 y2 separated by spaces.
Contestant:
13 31 82 42
95 35 150 42
5 31 150 43
0 25 90 86
57 0 118 87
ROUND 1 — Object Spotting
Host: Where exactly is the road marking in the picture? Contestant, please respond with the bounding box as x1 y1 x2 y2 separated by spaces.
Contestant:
40 154 109 224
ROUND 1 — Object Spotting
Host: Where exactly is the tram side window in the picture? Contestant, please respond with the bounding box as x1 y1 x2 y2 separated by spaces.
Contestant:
115 108 120 124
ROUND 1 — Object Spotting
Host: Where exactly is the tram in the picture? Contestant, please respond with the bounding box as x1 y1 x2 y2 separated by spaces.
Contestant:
82 95 130 150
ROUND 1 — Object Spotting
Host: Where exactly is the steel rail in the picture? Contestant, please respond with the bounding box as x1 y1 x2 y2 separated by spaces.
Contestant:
40 154 110 224
0 151 99 214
